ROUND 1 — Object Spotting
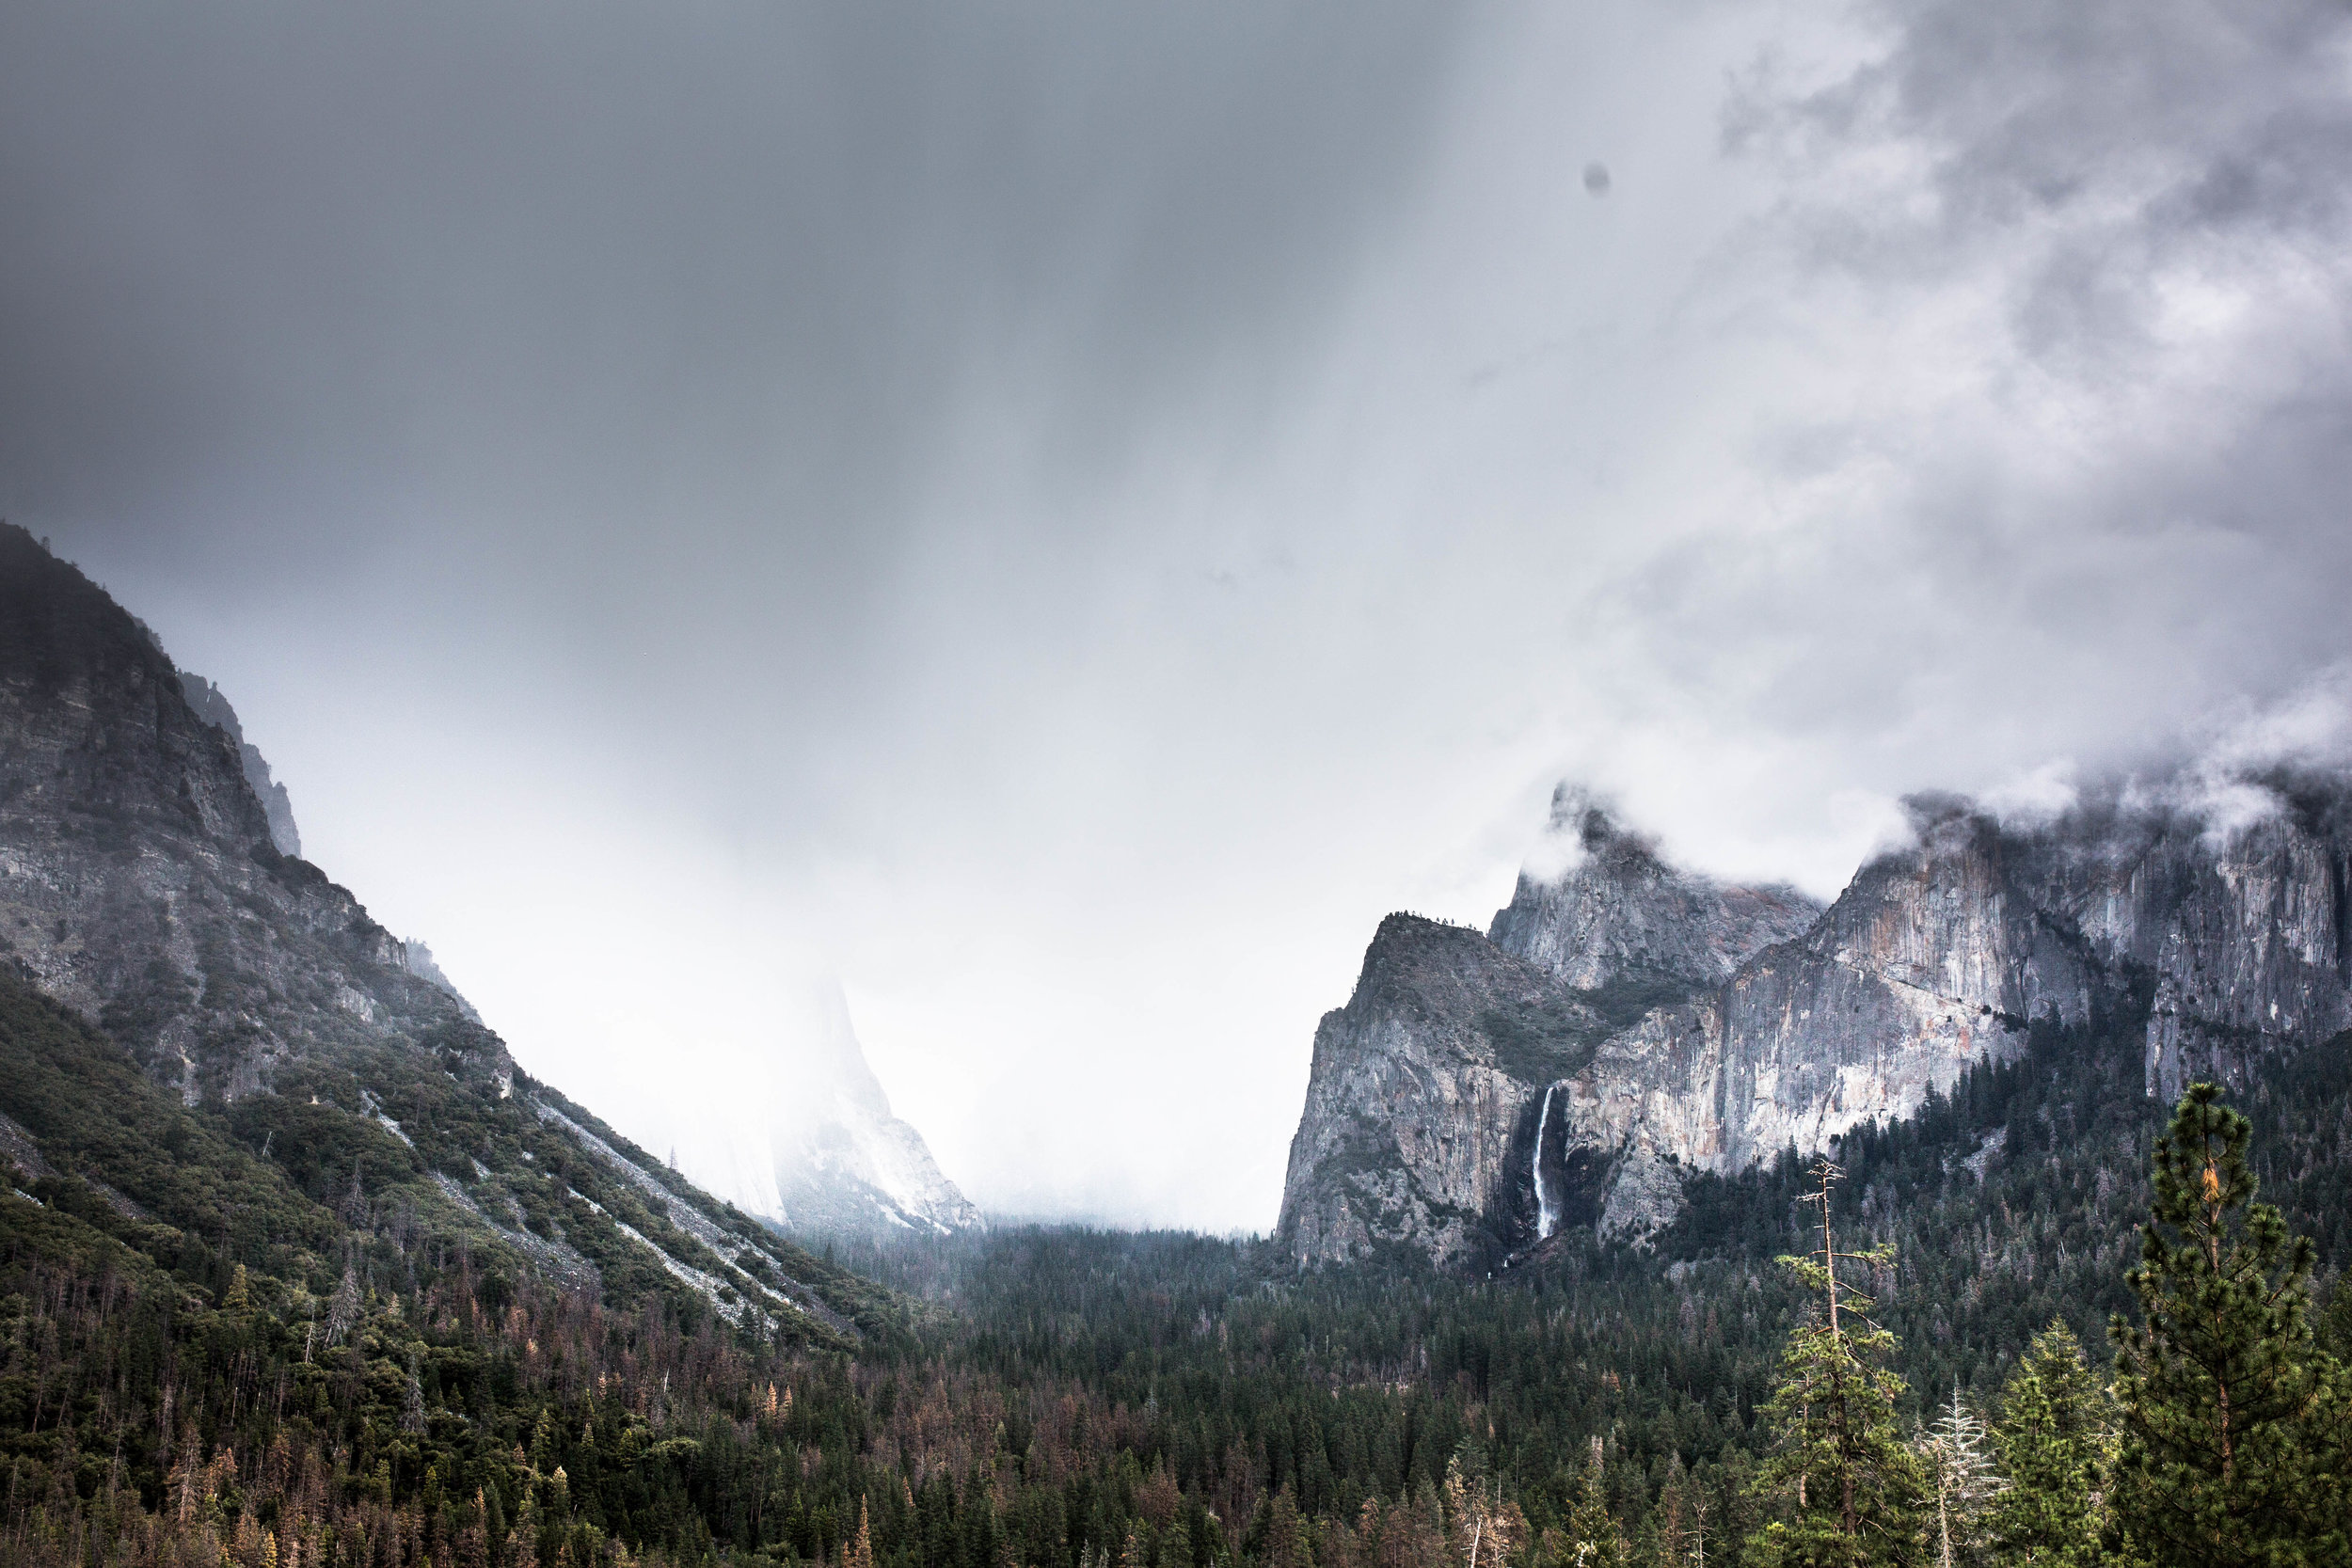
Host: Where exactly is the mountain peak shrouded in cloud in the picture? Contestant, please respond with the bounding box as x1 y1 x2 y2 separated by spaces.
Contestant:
1490 784 1821 992
2 0 2349 1227
769 977 983 1237
1287 739 2352 1264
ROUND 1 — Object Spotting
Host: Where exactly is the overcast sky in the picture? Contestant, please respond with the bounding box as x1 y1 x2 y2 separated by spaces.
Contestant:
5 0 2349 1230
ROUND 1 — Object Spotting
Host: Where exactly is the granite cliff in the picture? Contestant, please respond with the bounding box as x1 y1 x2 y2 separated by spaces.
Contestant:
1275 916 1596 1269
1279 772 2352 1268
0 524 478 1103
0 524 901 1337
1489 786 1820 991
1277 796 1818 1267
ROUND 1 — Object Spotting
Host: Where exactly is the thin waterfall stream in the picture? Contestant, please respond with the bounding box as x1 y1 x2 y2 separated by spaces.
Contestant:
1533 1082 1561 1241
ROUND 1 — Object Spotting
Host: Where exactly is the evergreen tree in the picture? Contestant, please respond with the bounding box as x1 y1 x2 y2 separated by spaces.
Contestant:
2319 1284 2352 1365
1746 1160 1928 1568
847 1496 876 1568
402 1349 428 1434
2108 1083 2350 1567
1652 1453 1693 1568
1986 1322 2113 1568
1562 1437 1627 1568
1263 1491 1312 1568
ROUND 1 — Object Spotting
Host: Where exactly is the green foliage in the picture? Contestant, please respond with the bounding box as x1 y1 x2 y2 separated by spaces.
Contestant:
1743 1184 1927 1568
2108 1084 2351 1568
1477 971 1696 1087
1559 1445 1627 1568
0 970 343 1278
1476 1000 1604 1087
8 940 2352 1566
2322 1284 2352 1365
1985 1322 2116 1568
1668 1000 2352 1419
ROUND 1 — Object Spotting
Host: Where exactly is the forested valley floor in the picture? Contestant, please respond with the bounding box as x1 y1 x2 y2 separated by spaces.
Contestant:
6 987 2352 1567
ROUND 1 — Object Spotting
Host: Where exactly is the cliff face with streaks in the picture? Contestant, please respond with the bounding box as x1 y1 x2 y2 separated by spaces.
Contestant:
0 523 487 1104
1275 915 1599 1269
1279 775 2352 1266
1276 801 1820 1268
0 522 901 1339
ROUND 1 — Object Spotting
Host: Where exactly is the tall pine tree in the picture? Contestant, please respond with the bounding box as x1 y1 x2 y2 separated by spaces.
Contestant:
2108 1083 2350 1567
1559 1435 1627 1568
1746 1160 1928 1568
1986 1321 2114 1568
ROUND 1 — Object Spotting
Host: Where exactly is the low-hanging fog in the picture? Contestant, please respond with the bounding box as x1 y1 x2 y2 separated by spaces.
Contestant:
4 0 2349 1229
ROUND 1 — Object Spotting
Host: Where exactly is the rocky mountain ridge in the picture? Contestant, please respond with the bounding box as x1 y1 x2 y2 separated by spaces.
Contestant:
1279 772 2352 1268
0 523 916 1336
0 524 471 1103
177 668 302 857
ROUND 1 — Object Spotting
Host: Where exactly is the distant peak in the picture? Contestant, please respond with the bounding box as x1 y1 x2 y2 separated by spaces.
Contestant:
1531 783 1665 884
1545 783 1618 847
1495 782 1822 990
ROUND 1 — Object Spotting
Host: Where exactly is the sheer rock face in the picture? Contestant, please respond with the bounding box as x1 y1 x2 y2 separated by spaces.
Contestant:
1279 775 2352 1266
1275 915 1600 1269
0 524 492 1103
2010 785 2352 1096
1488 788 1820 990
177 672 302 858
1550 803 2077 1239
1555 786 2352 1237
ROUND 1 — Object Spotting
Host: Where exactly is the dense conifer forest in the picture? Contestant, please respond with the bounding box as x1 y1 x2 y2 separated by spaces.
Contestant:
5 973 2350 1565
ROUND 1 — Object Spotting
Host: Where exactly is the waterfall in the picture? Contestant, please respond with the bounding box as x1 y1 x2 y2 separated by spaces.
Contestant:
1533 1083 1561 1241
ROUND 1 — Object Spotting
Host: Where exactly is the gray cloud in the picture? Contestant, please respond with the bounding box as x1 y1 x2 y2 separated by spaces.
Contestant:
1596 0 2352 800
2 0 2347 1228
1 1 1467 640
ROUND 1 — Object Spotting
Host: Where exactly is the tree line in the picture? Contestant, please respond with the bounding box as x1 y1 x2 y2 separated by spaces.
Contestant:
6 1001 2352 1566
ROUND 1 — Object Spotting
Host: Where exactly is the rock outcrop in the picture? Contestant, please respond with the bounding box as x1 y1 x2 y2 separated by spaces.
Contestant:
1489 787 1819 991
177 670 302 857
1279 772 2352 1266
401 938 484 1022
0 524 489 1103
2011 781 2352 1096
1276 916 1597 1269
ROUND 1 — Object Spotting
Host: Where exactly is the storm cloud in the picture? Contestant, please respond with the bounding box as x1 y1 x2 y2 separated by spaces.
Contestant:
2 0 2347 1227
